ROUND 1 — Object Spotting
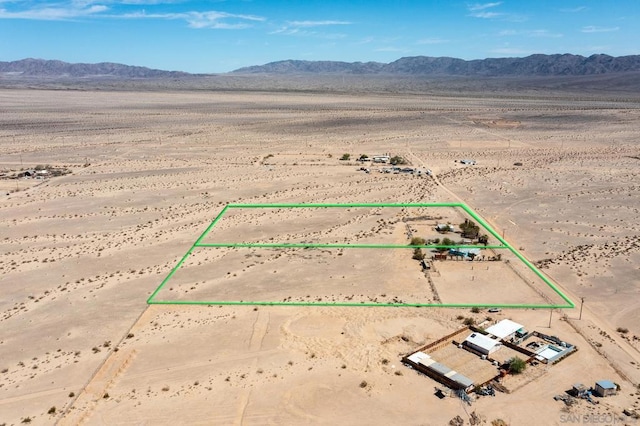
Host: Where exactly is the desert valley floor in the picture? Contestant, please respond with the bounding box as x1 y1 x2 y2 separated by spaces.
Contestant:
0 87 639 425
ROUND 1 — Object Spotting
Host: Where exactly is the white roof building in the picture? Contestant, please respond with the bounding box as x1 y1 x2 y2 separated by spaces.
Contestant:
464 332 502 355
486 319 526 340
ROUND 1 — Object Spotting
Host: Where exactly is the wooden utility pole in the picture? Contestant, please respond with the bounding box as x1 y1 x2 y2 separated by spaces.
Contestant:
579 297 585 320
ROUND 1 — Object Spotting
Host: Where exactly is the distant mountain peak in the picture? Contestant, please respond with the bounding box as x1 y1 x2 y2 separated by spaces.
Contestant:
232 54 640 76
0 58 190 78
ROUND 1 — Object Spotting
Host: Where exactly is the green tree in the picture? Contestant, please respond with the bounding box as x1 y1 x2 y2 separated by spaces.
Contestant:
390 155 406 165
441 237 456 247
478 234 489 246
437 237 456 253
508 357 527 374
460 219 480 239
359 154 369 161
340 153 351 161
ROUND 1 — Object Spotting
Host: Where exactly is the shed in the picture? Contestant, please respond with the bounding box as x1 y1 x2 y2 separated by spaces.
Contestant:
594 380 617 397
464 333 502 355
486 319 526 340
436 224 455 233
572 383 588 397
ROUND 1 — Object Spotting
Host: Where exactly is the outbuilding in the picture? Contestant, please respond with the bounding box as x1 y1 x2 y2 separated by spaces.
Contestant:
486 319 527 341
594 380 617 397
464 332 502 356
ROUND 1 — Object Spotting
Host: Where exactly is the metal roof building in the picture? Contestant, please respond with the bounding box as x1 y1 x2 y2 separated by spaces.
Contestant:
486 319 526 340
594 380 617 397
464 333 502 355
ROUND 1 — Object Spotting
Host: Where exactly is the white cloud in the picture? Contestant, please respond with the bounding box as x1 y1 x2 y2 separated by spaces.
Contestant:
468 2 502 12
0 3 108 20
287 20 351 27
528 29 563 38
270 19 351 37
560 6 587 13
469 11 502 19
498 29 562 38
416 37 448 45
354 36 374 45
581 26 620 33
467 2 526 22
0 1 264 29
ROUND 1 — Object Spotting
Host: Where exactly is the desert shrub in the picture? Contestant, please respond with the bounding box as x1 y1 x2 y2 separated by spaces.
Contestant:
471 307 480 314
463 317 475 326
390 155 406 165
617 327 629 334
340 153 350 161
441 237 456 247
410 236 426 246
412 248 425 261
48 407 56 415
359 380 368 388
508 357 526 374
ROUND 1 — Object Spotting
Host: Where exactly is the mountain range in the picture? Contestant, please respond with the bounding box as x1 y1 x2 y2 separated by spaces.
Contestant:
233 54 640 76
0 58 189 78
1 54 640 79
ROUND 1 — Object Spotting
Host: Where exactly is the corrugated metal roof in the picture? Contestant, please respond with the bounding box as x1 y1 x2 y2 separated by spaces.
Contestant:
418 357 435 368
444 370 458 378
465 332 501 352
596 380 616 389
486 319 525 339
450 373 474 388
427 362 451 376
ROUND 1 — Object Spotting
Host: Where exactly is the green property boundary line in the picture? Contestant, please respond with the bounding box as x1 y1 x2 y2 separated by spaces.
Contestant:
147 203 574 309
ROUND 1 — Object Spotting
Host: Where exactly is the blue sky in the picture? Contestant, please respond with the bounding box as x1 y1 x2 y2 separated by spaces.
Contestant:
0 1 637 73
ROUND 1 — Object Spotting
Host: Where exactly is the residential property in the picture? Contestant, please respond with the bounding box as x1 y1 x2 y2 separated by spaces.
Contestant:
404 350 476 392
402 327 500 394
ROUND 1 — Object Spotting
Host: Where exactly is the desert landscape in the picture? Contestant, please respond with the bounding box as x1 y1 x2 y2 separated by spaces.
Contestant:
1 82 639 425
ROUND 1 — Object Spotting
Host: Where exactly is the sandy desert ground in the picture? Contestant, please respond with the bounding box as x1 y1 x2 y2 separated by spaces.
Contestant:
0 86 639 425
